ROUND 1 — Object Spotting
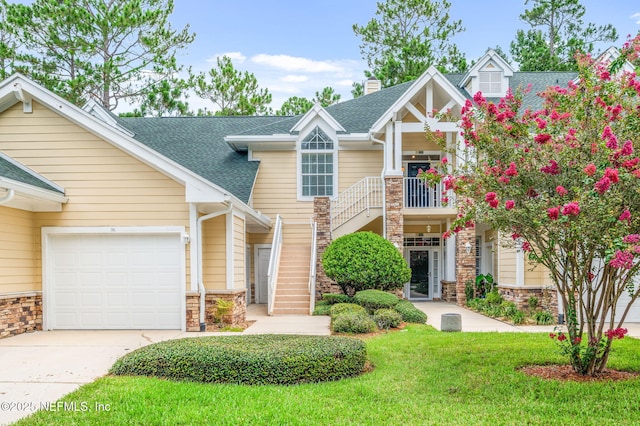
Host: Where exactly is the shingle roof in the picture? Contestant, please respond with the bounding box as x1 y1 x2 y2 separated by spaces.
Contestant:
118 116 285 203
0 155 63 193
116 70 576 203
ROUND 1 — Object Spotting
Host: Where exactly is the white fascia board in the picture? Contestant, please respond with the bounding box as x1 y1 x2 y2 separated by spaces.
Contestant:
371 66 467 134
0 74 235 204
290 103 345 133
337 133 370 141
461 49 515 88
0 177 68 203
225 134 297 151
0 151 65 194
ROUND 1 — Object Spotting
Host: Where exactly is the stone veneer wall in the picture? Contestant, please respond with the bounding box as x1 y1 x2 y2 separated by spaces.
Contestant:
0 292 42 339
185 290 247 331
441 280 457 303
498 285 559 318
456 227 476 306
384 176 403 249
313 197 341 298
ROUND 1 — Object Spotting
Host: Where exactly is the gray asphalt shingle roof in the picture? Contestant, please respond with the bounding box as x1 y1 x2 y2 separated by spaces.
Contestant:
0 156 63 194
115 71 575 203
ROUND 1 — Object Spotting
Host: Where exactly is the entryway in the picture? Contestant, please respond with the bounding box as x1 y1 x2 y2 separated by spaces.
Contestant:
405 248 440 301
254 245 271 304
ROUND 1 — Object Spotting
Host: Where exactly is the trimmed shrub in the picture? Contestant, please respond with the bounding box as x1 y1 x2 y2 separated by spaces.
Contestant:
331 312 376 334
312 301 331 316
373 308 403 330
322 232 411 295
353 289 399 312
394 300 427 324
110 335 366 385
329 303 367 318
322 293 353 305
485 289 503 305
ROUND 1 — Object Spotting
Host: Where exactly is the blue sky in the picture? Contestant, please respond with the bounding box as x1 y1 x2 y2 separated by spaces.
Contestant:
170 1 640 112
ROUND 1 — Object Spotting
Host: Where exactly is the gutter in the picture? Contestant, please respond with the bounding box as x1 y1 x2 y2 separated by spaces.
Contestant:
196 203 233 331
0 188 14 204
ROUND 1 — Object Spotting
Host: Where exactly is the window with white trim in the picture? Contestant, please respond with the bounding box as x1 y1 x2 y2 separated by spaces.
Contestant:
300 127 334 197
479 71 502 94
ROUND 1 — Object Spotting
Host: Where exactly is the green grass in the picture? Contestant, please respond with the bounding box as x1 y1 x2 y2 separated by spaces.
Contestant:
16 326 640 425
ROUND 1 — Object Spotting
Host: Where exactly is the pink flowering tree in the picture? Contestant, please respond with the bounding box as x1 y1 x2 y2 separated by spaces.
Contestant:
427 36 640 376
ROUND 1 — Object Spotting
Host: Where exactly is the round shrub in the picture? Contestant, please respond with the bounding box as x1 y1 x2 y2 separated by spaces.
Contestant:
329 303 367 318
394 300 428 324
373 308 403 330
353 289 400 312
322 293 353 305
313 301 331 316
331 312 376 334
110 334 366 385
322 232 411 295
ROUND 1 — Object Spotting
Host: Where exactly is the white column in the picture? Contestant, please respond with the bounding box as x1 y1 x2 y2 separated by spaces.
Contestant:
189 204 199 292
226 211 234 290
385 121 393 173
446 219 456 281
392 120 403 175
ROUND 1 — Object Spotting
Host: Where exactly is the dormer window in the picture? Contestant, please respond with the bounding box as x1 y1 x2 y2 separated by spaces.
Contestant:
479 70 502 95
299 126 335 198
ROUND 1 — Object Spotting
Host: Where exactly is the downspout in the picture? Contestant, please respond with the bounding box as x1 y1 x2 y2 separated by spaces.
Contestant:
0 189 15 204
371 132 387 237
197 203 232 331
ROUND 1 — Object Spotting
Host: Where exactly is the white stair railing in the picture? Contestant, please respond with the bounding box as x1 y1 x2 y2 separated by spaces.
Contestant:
309 221 317 314
267 214 283 315
330 176 383 232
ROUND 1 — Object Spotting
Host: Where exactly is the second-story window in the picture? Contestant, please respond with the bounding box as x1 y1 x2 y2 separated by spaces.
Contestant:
478 71 502 95
301 126 334 197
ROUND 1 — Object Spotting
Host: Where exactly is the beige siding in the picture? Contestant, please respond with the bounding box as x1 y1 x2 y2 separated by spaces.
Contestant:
499 245 517 285
0 102 191 290
0 206 36 293
337 150 383 191
233 215 245 290
202 215 226 290
403 133 442 152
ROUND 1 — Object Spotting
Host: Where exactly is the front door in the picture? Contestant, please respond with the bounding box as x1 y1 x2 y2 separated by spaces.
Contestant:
406 249 440 300
255 247 271 304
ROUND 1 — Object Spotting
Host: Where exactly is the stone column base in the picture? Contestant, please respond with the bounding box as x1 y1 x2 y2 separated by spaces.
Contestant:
498 285 558 318
186 290 248 331
441 280 457 303
0 292 42 339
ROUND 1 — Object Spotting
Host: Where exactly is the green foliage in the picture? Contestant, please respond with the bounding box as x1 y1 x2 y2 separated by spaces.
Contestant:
322 232 411 295
509 310 526 325
110 335 366 385
213 299 234 324
373 308 403 330
353 289 400 313
394 300 428 323
464 279 475 301
191 55 272 116
5 0 195 109
321 293 353 305
352 0 466 87
312 301 331 316
485 289 503 305
331 312 377 334
528 297 539 310
312 86 341 107
329 303 367 318
509 0 618 71
535 310 555 325
136 78 191 117
276 96 313 116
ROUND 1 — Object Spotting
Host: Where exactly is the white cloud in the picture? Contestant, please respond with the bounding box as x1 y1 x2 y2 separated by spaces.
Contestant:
334 79 355 87
206 51 247 64
251 54 344 73
281 75 308 83
632 13 640 25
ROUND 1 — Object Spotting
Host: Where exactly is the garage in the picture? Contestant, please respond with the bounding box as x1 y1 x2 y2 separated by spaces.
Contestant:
45 230 184 330
616 287 640 323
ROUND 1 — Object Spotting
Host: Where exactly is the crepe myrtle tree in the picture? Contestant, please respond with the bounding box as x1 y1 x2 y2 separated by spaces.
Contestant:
422 36 640 376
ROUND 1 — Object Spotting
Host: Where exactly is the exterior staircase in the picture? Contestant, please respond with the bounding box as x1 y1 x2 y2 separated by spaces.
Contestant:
272 242 311 315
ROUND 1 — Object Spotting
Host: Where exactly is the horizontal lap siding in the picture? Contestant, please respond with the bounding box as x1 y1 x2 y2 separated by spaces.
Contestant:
0 206 35 293
202 215 226 290
233 215 245 290
499 246 517 285
337 150 383 191
0 102 190 291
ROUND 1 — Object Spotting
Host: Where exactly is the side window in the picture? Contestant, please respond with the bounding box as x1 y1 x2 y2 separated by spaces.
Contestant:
300 127 334 197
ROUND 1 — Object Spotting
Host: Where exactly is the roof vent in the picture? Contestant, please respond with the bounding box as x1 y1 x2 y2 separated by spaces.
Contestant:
364 77 381 94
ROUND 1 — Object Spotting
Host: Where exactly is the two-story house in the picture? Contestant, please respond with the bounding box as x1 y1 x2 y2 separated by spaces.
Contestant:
0 49 637 337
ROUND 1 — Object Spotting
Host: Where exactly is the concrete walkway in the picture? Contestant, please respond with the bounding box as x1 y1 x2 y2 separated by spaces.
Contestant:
1 302 638 425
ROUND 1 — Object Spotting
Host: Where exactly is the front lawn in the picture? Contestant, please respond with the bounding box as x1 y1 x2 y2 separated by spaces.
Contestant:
16 326 640 425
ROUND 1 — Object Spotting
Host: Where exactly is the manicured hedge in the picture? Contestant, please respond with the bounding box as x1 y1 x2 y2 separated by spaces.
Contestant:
331 312 377 334
329 303 367 318
394 300 428 324
110 335 366 385
373 308 403 329
353 289 400 312
322 293 353 305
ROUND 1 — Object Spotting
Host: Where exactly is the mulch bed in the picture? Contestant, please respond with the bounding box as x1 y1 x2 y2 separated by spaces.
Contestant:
520 364 640 382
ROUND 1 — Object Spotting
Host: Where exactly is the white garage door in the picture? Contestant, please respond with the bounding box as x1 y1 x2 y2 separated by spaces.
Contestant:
48 233 183 329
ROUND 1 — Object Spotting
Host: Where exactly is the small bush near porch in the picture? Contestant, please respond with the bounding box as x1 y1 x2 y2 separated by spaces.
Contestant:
18 326 640 425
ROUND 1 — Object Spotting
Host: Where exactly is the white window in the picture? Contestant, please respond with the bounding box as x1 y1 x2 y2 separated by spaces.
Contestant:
479 71 502 94
300 126 334 197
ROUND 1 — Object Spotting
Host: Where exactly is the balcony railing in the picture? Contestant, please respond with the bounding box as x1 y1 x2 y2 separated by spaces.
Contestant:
404 177 447 208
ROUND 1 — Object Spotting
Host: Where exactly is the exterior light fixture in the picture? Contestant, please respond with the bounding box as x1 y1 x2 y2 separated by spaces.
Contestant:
465 241 472 255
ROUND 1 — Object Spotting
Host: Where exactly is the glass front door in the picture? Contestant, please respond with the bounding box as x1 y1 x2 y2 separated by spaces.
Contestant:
406 249 440 300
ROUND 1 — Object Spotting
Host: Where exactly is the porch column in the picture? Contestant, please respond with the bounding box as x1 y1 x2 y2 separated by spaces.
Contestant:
455 226 476 306
313 197 339 297
384 176 403 250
